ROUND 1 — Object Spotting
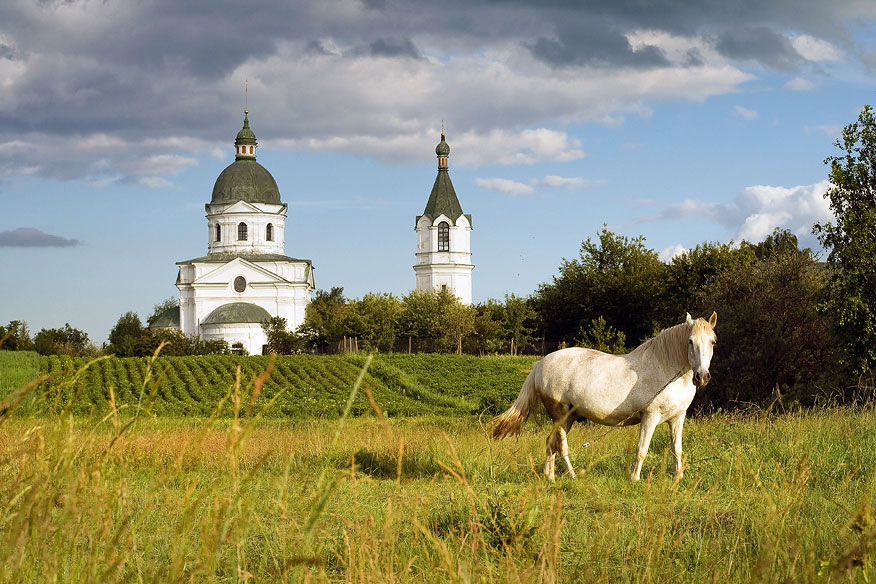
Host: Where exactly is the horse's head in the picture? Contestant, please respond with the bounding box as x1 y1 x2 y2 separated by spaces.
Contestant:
685 311 717 387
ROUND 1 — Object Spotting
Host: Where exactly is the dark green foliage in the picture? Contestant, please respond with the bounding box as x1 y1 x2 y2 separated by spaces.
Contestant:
342 293 400 352
534 227 667 345
577 316 626 354
0 320 34 351
299 287 347 349
663 240 755 322
33 323 94 357
814 104 876 376
107 312 144 357
261 316 302 354
693 247 838 410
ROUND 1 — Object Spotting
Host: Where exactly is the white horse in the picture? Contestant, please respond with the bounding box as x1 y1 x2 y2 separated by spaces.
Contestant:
492 312 717 481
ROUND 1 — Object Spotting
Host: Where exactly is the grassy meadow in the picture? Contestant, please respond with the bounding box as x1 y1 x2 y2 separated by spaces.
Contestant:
1 351 876 582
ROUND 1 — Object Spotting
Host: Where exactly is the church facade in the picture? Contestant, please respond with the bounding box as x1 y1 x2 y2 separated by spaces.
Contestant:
414 133 473 304
160 111 314 355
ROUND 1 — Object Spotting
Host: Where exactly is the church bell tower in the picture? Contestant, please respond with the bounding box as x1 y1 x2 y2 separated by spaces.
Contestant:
414 132 473 304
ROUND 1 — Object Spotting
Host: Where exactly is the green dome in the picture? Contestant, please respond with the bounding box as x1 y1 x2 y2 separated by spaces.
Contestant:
211 159 282 204
235 111 257 145
435 133 450 156
202 302 272 325
149 305 180 328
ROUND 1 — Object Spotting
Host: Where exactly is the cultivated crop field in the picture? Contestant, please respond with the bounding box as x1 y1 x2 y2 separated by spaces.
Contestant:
1 351 876 582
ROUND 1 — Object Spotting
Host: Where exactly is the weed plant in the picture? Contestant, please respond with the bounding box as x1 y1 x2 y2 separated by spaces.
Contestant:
1 349 875 581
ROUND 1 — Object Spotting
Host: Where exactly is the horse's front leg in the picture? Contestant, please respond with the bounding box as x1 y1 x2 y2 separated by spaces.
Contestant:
668 414 686 478
630 413 660 481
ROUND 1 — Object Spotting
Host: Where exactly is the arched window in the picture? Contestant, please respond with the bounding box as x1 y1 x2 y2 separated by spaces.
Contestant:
215 223 221 242
438 221 450 251
266 223 274 242
237 222 248 241
249 145 254 154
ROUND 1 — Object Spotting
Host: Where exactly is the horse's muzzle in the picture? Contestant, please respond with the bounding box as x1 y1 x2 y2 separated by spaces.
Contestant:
693 371 711 387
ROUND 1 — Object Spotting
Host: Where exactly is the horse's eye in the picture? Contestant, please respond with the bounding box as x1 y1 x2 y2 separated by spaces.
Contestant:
688 339 693 345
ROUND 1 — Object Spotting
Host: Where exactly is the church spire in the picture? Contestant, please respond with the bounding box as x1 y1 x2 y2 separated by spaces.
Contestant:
234 110 258 160
421 132 465 224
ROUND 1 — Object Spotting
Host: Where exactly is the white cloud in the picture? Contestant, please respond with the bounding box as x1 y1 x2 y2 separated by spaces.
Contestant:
659 244 688 262
123 154 198 177
282 127 586 167
138 176 175 189
474 177 535 196
648 180 833 246
539 175 586 188
792 35 844 62
785 77 816 91
734 105 758 121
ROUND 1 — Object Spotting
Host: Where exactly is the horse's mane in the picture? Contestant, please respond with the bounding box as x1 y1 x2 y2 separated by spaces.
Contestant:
628 321 690 365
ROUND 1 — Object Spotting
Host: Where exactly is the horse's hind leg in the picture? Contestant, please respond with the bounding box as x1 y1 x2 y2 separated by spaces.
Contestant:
544 433 557 481
545 410 576 480
558 426 576 478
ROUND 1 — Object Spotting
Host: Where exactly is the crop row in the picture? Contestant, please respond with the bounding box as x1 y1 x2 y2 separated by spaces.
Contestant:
27 353 526 417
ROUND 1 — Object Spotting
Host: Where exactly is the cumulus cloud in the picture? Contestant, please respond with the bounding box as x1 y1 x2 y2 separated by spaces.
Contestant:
475 173 602 196
659 244 688 262
734 105 758 120
0 227 80 247
474 177 535 196
539 175 587 188
644 180 832 246
0 0 873 183
792 35 844 62
785 77 816 91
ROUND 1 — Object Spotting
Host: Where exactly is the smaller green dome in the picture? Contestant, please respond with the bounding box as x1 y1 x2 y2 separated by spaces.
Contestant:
202 302 272 325
149 306 180 329
235 110 257 146
435 133 450 156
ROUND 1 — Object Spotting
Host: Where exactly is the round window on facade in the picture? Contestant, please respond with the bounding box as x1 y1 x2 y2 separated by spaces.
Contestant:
233 276 247 293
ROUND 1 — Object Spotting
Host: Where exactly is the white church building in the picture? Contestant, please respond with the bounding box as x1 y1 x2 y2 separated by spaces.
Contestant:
153 111 314 354
414 133 473 304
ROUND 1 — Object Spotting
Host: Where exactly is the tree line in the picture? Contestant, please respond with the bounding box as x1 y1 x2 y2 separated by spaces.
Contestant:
4 105 876 409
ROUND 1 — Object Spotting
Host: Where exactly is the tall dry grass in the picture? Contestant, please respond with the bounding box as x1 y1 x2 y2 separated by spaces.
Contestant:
1 348 876 581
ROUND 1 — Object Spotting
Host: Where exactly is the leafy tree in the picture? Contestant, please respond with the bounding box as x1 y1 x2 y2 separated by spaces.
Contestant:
436 301 477 354
471 300 503 355
578 316 627 354
342 293 400 352
299 287 346 349
261 316 301 354
0 320 34 351
498 294 538 355
534 227 667 344
813 104 876 376
107 312 144 357
33 323 93 356
663 240 755 322
751 228 806 261
695 245 836 409
133 329 228 356
397 288 456 339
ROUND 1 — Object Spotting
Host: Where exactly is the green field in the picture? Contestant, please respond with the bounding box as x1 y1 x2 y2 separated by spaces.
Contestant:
0 351 536 417
1 351 875 581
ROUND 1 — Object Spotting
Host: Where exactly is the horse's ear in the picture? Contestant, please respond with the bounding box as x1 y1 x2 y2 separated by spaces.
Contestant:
708 311 717 328
685 312 693 325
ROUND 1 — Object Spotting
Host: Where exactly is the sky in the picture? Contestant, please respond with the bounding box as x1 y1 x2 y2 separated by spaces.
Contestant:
1 0 875 345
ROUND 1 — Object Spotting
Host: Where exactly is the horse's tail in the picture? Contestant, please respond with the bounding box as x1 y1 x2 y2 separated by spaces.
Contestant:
490 363 541 440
